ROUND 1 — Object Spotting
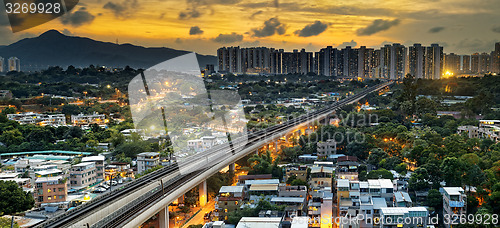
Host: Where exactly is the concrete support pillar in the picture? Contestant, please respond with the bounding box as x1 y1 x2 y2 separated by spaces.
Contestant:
275 141 278 152
229 163 235 173
199 180 207 207
159 206 169 228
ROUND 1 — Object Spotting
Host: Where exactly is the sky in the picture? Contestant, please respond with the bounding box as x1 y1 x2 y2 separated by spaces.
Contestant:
1 0 500 55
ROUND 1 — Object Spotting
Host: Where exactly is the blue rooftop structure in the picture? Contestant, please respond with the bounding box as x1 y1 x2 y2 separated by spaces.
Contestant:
0 150 91 159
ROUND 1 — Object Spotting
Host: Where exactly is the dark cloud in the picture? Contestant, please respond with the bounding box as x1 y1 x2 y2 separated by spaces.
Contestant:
337 40 357 49
356 19 400 36
60 7 95 27
179 0 242 20
455 38 499 53
294 21 327 37
428 26 445 33
213 32 243 43
241 40 260 46
252 17 286 37
493 26 500 33
189 26 204 35
103 0 139 18
179 9 201 20
61 29 74 36
250 10 263 19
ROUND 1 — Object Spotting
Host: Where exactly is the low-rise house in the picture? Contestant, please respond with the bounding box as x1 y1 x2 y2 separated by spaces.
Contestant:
215 186 246 220
136 152 160 174
34 176 68 207
70 162 97 189
440 187 466 228
82 156 105 180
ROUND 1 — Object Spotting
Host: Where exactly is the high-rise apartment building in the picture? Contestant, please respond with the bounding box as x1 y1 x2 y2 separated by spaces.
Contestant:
358 46 376 78
424 44 443 79
8 57 20 72
0 56 4 72
461 55 471 73
409 44 426 79
494 42 500 73
444 53 461 75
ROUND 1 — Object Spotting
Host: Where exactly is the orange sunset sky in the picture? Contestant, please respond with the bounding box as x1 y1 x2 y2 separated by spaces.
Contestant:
1 0 500 55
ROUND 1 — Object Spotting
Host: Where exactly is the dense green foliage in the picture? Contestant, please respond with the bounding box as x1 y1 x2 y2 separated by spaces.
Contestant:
0 181 34 215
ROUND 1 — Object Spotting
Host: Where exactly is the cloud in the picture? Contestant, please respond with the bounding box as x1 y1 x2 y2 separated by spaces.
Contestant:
250 10 263 19
179 0 242 20
294 21 328 37
252 17 286 37
356 19 400 36
213 32 243 43
60 7 95 27
493 26 500 33
240 40 260 47
61 29 74 36
455 38 499 53
103 0 139 18
189 26 204 35
179 8 201 20
428 26 445 33
337 40 357 49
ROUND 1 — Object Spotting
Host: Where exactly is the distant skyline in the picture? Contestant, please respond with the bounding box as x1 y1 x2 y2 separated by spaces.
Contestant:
1 0 500 55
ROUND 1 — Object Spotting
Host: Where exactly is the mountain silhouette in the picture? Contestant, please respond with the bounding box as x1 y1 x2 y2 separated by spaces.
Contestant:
0 30 216 71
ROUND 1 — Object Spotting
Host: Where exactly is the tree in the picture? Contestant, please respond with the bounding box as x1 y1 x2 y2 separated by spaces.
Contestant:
440 157 465 187
366 168 393 180
408 167 430 191
415 97 437 117
426 189 442 209
0 217 20 228
395 163 408 174
0 129 24 146
0 181 35 214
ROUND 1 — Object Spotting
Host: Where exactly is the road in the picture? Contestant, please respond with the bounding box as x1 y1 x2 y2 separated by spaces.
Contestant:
181 200 215 228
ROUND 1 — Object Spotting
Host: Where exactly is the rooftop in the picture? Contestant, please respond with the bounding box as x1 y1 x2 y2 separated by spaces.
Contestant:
270 197 306 203
245 179 280 185
35 176 63 183
381 207 427 215
441 187 465 195
82 155 105 162
35 169 62 175
137 152 160 157
337 179 350 188
219 186 245 193
395 191 412 203
73 162 95 167
249 184 279 191
236 217 282 228
0 150 91 156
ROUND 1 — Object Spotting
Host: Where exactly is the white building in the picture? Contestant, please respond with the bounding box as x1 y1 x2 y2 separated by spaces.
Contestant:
71 112 108 127
317 140 337 158
0 56 4 72
7 112 67 126
8 57 20 72
136 152 160 174
440 187 466 228
82 155 105 180
378 207 428 228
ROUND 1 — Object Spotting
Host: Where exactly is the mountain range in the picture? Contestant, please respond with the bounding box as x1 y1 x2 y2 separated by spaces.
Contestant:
0 30 216 71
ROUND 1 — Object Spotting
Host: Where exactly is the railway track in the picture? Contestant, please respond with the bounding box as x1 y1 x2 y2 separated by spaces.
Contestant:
34 81 392 228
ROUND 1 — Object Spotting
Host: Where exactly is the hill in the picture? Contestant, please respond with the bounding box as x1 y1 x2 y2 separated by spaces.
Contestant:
0 30 216 71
